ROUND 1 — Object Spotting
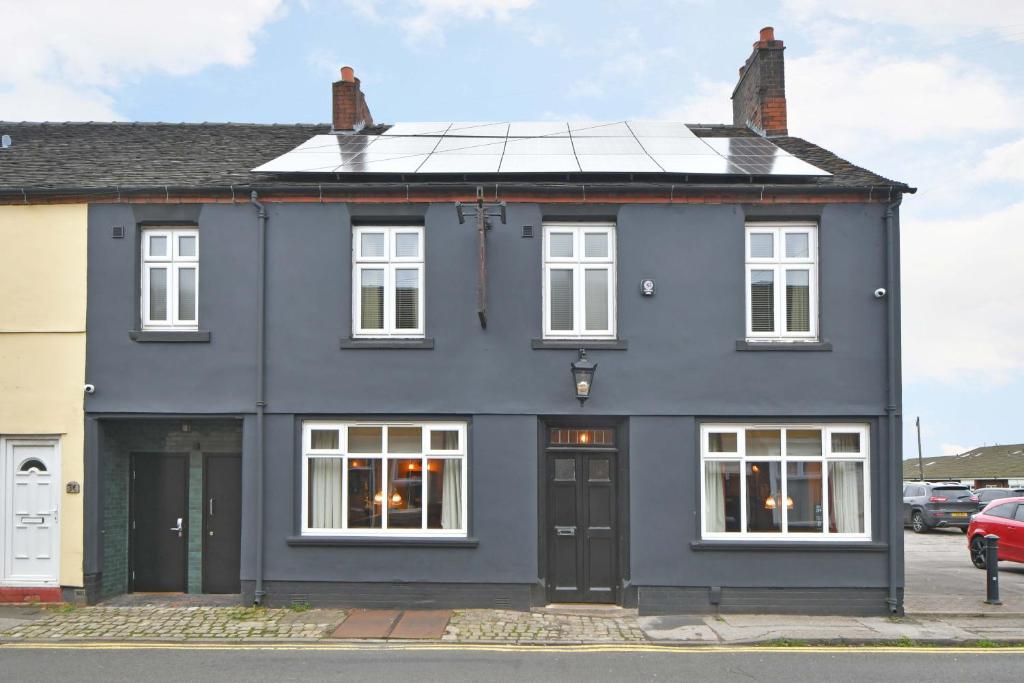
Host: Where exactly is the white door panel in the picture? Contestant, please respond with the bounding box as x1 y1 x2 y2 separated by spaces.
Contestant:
2 439 60 584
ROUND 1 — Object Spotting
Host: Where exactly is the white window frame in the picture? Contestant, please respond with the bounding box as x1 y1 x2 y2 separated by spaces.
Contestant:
300 421 468 537
352 226 425 338
141 227 199 331
699 423 871 541
745 222 818 341
542 223 616 339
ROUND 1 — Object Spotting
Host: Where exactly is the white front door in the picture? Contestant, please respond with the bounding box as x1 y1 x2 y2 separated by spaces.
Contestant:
2 439 60 585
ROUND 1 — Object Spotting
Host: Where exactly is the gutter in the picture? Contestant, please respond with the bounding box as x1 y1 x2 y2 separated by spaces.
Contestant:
250 191 268 606
884 199 904 614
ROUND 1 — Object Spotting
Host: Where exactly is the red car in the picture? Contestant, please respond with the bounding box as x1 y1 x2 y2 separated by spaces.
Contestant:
967 496 1024 568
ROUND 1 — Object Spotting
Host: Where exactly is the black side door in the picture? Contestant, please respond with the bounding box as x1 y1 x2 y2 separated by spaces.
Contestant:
546 452 618 603
130 454 188 592
203 455 242 594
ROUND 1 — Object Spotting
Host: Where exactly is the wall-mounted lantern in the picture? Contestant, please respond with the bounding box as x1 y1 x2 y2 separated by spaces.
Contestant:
571 349 597 405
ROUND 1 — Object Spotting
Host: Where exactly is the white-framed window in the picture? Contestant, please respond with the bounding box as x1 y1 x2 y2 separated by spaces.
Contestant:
301 421 467 537
745 223 817 340
141 227 199 330
352 226 425 338
543 223 616 339
700 423 870 540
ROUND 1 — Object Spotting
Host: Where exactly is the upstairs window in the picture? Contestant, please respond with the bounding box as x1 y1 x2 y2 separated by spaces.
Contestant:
745 223 817 340
352 226 424 338
543 223 616 339
141 228 199 330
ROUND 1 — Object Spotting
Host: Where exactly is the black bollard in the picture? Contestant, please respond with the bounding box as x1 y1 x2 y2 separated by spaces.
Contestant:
985 534 1001 605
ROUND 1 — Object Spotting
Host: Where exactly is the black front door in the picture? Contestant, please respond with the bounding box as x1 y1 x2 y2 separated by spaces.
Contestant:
203 455 242 593
130 454 188 592
546 451 618 603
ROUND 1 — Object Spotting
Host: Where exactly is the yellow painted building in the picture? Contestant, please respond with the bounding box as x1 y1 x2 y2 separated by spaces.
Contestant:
0 204 87 599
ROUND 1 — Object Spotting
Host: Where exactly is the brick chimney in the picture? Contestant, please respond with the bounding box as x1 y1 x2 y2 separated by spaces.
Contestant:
332 66 373 131
732 27 787 137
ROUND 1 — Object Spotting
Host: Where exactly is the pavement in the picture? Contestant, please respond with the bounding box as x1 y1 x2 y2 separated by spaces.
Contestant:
2 529 1023 648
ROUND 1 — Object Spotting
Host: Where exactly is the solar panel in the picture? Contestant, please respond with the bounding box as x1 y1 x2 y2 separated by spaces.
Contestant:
252 121 831 176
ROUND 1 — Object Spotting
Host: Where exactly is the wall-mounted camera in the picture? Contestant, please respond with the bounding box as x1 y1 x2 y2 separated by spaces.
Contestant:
84 383 96 394
873 288 887 299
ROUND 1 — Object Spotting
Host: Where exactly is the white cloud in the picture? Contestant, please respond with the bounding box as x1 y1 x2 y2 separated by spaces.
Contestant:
353 0 534 46
901 201 1024 384
0 0 286 120
974 137 1024 182
783 0 1024 43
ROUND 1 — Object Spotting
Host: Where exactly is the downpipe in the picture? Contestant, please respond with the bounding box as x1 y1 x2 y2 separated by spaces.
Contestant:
251 191 268 606
884 199 903 614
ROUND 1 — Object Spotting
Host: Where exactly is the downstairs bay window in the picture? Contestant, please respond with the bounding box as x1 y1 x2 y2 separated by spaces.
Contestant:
700 424 870 540
302 421 467 537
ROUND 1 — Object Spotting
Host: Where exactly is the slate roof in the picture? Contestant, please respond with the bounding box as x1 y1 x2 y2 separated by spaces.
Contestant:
0 121 912 197
903 444 1024 480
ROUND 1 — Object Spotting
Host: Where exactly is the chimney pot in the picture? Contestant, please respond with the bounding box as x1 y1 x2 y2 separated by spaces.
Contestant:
759 26 775 42
340 66 355 82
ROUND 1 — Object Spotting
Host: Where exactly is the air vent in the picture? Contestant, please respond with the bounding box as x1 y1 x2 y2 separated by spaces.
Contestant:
521 225 534 238
289 594 310 608
494 596 512 609
112 226 125 239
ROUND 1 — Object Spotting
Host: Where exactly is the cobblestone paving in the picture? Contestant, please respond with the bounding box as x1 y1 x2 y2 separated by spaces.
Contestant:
442 609 648 643
0 607 346 641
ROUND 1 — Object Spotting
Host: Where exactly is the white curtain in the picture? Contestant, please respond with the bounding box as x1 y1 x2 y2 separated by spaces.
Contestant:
829 462 863 533
440 460 462 530
704 462 726 532
310 459 343 528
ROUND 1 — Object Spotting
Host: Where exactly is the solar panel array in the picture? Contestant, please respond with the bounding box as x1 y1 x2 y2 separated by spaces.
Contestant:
252 121 830 176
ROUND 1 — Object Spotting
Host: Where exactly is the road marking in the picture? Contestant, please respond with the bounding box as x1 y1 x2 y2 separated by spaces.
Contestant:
2 642 1024 654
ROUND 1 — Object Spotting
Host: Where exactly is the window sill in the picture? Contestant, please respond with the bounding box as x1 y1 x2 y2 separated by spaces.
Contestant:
690 540 885 552
130 330 211 343
286 535 478 548
735 340 832 352
532 338 628 350
340 337 435 350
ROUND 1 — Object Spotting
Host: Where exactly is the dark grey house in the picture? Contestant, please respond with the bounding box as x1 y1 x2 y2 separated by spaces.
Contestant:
2 28 913 615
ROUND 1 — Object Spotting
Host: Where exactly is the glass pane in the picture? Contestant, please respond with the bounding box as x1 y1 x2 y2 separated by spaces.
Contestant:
750 270 774 332
430 430 459 450
394 268 419 330
584 269 609 331
708 432 737 453
395 232 419 258
584 233 608 258
785 233 809 258
786 462 823 533
786 270 810 332
149 235 168 257
347 458 382 529
307 458 343 529
746 461 783 532
360 232 385 258
828 462 865 533
310 429 339 450
178 268 196 321
786 429 822 457
588 458 610 481
388 458 423 529
749 233 773 258
360 269 384 330
19 458 46 473
549 269 574 331
549 232 574 258
389 426 422 453
348 426 382 453
549 428 614 446
554 458 575 481
704 461 740 532
427 459 463 529
149 268 168 321
178 235 197 257
747 429 781 457
831 432 861 454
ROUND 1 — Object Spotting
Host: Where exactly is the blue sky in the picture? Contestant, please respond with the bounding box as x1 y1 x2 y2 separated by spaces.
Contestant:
3 0 1023 458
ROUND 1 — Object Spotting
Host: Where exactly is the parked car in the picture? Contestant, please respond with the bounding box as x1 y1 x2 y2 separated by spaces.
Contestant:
902 482 978 533
967 497 1024 568
973 488 1024 512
